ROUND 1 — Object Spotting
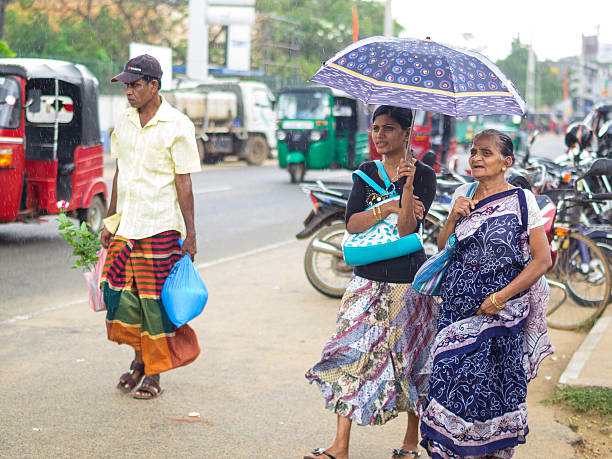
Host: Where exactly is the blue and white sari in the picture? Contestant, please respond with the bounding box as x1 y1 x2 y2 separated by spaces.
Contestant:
420 188 553 459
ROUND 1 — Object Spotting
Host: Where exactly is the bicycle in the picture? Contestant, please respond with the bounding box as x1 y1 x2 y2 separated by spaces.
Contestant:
545 159 612 330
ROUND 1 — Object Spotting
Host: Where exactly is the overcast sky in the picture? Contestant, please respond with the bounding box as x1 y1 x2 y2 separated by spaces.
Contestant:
392 0 612 61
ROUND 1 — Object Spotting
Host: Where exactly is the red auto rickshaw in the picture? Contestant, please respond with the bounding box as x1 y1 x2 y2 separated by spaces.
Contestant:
369 111 456 172
0 59 107 232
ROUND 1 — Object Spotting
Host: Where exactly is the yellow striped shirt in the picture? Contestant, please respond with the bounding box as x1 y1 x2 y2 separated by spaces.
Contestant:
104 97 201 239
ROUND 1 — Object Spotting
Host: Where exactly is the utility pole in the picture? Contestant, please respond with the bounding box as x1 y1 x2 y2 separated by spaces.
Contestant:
187 0 208 81
526 44 536 112
384 0 393 37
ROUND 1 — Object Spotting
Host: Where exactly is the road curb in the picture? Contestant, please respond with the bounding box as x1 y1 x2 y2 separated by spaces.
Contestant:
558 307 612 388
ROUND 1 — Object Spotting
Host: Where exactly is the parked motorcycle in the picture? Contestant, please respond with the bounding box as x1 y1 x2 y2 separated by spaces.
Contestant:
296 181 352 298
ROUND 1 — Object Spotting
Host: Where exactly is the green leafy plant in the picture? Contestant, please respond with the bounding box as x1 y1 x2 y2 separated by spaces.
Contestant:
57 212 101 271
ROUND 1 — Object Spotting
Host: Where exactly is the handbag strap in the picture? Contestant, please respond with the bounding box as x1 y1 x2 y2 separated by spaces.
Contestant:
352 170 389 196
466 181 478 199
352 160 398 198
373 160 395 191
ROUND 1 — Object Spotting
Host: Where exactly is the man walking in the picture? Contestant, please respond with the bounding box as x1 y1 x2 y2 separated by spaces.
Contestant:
100 55 201 399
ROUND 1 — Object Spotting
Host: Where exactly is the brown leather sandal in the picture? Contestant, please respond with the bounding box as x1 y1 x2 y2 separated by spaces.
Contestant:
117 360 145 393
132 375 163 400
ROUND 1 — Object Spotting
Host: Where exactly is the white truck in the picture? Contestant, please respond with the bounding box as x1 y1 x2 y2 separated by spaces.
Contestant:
164 80 276 165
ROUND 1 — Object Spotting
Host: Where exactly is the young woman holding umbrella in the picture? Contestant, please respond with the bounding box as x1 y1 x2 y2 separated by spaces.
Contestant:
304 105 437 459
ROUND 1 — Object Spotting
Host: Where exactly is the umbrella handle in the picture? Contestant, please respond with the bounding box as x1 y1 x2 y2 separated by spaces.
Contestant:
404 109 416 161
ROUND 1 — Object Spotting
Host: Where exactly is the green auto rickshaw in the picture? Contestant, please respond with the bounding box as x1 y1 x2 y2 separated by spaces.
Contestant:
456 114 524 153
276 86 370 183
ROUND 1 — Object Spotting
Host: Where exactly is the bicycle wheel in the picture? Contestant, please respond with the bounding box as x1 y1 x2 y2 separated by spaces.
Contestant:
547 231 611 330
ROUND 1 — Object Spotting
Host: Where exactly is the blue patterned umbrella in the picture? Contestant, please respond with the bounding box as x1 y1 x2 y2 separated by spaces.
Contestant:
312 36 526 117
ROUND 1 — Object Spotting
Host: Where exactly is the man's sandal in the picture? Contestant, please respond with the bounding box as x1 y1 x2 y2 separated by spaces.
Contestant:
392 449 421 458
117 360 145 393
303 448 336 459
132 375 163 400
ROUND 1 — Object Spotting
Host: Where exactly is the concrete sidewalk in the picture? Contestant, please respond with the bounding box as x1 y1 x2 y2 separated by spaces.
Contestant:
0 240 583 458
559 306 612 388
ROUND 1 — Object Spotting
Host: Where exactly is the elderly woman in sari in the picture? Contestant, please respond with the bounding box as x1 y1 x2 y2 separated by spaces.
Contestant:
419 129 554 458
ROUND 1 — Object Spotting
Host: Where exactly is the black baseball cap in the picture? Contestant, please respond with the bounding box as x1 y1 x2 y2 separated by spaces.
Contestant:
111 54 163 84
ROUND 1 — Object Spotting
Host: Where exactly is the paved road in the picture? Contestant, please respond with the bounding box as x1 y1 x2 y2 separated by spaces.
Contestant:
0 160 353 321
0 133 585 458
0 234 582 458
0 133 564 322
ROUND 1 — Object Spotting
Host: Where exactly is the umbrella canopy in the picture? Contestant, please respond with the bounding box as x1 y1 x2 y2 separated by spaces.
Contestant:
312 36 526 117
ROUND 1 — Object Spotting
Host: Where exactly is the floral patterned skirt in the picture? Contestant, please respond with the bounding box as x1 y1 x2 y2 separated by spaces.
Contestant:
305 276 437 426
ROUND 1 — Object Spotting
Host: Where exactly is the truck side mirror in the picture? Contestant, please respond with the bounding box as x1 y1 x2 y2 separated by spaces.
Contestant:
26 89 42 112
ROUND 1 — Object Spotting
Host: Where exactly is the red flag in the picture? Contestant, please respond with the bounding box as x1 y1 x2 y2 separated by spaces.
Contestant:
562 69 569 101
352 5 359 42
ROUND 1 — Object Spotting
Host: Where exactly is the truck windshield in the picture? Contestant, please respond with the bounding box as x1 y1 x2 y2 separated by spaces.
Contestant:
278 92 330 119
0 76 20 129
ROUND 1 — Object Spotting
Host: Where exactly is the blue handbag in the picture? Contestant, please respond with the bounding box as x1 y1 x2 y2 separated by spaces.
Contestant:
342 160 423 267
161 242 208 327
412 182 478 295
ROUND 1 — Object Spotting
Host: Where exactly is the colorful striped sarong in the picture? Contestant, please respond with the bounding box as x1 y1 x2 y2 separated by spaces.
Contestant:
101 230 200 376
306 276 437 426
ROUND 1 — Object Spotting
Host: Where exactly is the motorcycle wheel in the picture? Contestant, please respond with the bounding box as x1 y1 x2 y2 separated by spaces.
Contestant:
422 214 443 257
78 194 106 234
304 222 351 298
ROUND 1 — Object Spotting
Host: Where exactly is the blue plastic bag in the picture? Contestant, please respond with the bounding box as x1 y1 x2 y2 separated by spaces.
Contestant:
161 253 208 328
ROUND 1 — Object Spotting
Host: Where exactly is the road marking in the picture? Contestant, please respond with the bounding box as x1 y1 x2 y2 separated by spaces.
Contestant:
193 186 233 195
0 239 298 325
196 239 295 269
0 298 86 325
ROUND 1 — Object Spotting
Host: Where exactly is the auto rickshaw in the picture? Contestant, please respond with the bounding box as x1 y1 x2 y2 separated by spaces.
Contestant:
0 59 107 232
276 86 370 183
456 114 524 152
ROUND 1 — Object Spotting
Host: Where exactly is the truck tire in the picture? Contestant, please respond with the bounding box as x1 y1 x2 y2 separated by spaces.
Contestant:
197 138 222 164
244 135 269 166
196 138 206 163
78 194 106 234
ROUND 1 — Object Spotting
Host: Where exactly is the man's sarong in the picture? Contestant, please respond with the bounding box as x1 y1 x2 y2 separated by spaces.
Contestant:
101 230 200 375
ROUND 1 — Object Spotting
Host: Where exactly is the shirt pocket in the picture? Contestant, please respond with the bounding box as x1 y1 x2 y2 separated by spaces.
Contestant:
143 131 174 174
114 124 137 160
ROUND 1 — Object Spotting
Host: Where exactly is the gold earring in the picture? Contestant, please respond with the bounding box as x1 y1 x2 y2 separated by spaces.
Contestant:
502 166 507 172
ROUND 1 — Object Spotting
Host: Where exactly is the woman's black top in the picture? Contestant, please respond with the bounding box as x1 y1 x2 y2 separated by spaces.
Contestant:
345 160 437 284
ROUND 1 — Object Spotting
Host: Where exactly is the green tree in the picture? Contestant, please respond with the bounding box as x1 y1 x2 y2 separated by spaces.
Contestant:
496 37 563 110
0 0 14 39
4 8 122 91
254 0 403 83
0 39 15 57
3 0 189 90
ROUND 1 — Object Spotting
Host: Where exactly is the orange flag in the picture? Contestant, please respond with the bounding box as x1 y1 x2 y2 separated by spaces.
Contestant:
352 5 359 42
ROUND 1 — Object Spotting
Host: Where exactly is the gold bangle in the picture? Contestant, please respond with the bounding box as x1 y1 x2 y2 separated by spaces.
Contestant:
491 293 505 310
372 207 380 221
